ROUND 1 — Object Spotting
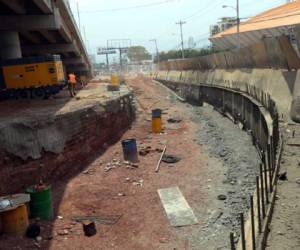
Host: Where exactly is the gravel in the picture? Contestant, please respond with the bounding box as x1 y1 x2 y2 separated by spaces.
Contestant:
188 103 261 249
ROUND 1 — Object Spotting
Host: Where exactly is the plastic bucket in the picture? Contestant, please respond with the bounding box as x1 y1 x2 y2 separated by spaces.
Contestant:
1 204 29 234
152 109 162 133
122 139 138 163
26 185 54 220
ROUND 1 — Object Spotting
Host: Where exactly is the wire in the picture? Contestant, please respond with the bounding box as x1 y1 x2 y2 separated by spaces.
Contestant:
80 0 176 14
183 0 223 22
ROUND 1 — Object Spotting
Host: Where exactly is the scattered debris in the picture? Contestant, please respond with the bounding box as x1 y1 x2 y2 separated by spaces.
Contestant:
104 159 138 171
33 242 41 249
129 163 139 169
162 154 181 164
83 169 95 175
139 146 152 156
155 146 167 173
82 221 97 237
159 140 167 145
156 148 163 153
57 215 63 220
118 193 125 196
217 195 227 201
35 236 42 242
57 229 69 236
278 171 288 181
139 146 163 156
71 214 122 225
167 118 182 123
133 179 144 186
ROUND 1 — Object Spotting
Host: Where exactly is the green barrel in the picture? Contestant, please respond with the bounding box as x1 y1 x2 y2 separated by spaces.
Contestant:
25 185 54 220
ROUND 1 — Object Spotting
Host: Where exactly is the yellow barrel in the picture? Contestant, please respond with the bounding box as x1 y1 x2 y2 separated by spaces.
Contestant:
152 117 162 133
111 74 119 86
1 205 29 234
152 109 162 133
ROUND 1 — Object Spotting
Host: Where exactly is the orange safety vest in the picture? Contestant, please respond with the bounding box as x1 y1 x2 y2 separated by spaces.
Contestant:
68 74 76 84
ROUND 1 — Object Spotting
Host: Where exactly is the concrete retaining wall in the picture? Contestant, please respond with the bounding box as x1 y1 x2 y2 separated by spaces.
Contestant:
0 93 135 195
155 69 300 122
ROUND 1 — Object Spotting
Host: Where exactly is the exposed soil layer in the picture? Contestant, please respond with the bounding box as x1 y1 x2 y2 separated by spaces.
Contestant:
0 83 134 195
0 76 260 250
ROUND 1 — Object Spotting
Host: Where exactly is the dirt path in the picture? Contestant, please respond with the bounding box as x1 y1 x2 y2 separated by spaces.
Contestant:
1 76 260 250
266 125 300 250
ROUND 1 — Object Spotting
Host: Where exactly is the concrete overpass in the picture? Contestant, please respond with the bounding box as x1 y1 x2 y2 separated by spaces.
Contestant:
0 0 92 76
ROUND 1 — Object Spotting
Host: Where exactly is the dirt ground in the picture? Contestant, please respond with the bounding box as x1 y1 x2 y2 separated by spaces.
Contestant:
265 125 300 250
0 76 261 250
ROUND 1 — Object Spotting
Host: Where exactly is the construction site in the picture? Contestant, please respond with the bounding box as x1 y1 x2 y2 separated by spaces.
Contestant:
0 0 300 249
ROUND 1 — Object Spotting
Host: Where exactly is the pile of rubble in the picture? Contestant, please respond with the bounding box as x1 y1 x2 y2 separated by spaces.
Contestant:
104 159 138 172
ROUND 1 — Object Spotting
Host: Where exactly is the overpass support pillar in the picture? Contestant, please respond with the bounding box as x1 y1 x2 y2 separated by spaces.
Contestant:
0 31 22 60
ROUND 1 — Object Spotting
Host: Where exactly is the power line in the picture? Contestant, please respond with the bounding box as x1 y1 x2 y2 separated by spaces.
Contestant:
80 0 176 14
183 0 223 22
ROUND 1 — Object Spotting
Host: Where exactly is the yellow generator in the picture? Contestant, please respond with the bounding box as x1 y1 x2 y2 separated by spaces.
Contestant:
0 55 66 99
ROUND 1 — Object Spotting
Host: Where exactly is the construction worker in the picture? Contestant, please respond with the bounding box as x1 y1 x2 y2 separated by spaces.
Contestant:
68 72 77 97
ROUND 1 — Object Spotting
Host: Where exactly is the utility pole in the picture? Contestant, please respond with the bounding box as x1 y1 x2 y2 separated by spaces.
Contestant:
223 1 240 49
106 54 109 71
150 39 159 70
119 48 122 72
236 0 240 49
176 20 186 59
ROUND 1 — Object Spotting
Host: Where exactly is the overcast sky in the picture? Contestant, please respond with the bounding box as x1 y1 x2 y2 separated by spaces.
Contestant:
68 0 287 61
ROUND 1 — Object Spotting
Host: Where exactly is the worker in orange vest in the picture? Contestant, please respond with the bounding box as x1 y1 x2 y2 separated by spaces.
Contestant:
68 73 77 97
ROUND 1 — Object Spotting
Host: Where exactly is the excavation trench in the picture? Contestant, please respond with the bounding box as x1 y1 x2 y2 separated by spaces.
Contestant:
0 77 276 250
155 79 274 249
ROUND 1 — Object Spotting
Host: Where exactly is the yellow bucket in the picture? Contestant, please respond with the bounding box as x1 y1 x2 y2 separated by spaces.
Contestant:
111 74 119 86
1 205 29 234
152 117 162 133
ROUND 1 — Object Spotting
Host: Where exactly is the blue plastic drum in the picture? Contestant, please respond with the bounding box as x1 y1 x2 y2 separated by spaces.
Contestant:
121 139 138 163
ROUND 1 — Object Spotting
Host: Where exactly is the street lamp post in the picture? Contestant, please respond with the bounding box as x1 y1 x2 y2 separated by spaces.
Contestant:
150 39 159 70
223 0 240 49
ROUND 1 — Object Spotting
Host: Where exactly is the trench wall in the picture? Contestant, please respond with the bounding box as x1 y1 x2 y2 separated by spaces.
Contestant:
156 77 277 153
0 93 135 195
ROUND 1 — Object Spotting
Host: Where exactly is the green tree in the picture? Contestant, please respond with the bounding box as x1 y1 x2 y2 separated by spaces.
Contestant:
154 47 223 63
127 46 152 62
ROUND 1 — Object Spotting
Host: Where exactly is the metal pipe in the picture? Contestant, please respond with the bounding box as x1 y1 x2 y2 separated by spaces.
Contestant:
250 195 256 250
240 213 246 250
256 176 262 233
260 163 266 218
230 232 235 250
263 162 269 204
